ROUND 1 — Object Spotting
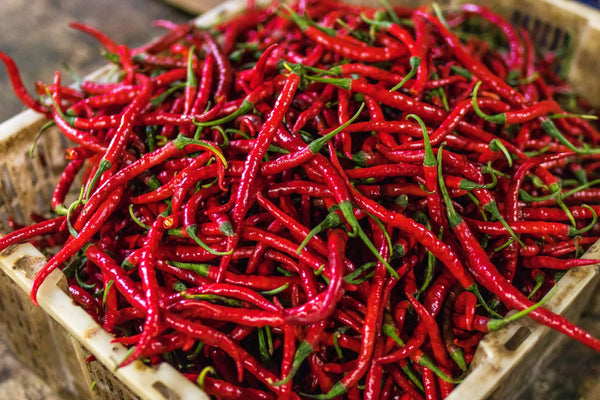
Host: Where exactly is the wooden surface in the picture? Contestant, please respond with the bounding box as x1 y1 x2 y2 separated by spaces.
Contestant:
0 1 599 399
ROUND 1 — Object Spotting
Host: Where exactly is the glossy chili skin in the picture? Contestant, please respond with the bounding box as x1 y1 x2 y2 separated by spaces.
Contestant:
119 215 166 367
290 14 408 62
0 217 66 251
0 50 50 115
4 2 600 399
31 186 125 304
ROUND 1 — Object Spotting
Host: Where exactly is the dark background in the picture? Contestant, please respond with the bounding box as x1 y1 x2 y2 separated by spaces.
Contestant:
0 0 193 123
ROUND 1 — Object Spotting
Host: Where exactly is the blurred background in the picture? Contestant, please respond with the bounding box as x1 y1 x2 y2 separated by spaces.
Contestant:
0 0 599 399
0 0 195 123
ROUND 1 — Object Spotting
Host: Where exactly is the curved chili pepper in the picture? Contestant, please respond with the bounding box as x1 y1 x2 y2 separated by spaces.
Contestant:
409 13 432 95
521 255 600 270
132 22 193 56
74 137 211 232
286 7 408 62
202 377 276 400
461 4 524 74
68 22 120 54
197 30 232 102
119 215 165 367
68 284 103 324
230 69 301 227
31 186 124 304
413 9 527 105
472 81 562 125
0 51 50 114
0 217 67 252
437 146 600 352
261 103 364 175
84 73 153 197
283 228 346 324
216 68 302 281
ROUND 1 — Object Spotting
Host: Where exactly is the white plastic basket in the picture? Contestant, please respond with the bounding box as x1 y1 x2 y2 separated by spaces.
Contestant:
0 1 599 399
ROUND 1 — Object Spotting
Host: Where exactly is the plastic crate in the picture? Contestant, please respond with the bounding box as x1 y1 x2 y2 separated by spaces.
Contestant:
0 0 599 399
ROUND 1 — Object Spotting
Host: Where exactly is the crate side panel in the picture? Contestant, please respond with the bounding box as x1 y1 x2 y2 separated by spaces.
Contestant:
0 266 93 399
73 343 141 400
0 117 66 232
568 23 600 107
488 266 600 399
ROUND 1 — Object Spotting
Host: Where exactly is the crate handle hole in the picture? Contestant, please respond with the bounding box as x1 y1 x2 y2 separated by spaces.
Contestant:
152 380 181 400
504 326 532 351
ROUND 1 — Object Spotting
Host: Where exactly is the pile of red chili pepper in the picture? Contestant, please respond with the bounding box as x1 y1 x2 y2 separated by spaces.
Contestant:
2 0 600 398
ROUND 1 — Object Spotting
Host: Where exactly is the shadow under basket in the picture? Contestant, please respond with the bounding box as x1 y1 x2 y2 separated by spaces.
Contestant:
1 0 600 399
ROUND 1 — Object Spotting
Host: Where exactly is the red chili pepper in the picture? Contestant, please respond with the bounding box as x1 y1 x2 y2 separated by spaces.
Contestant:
0 216 67 252
414 9 527 105
205 197 234 237
287 7 408 62
309 75 447 122
345 163 422 180
85 73 153 194
436 146 600 352
5 3 600 397
163 312 248 381
68 284 103 324
198 31 233 103
255 194 358 281
68 85 139 115
282 228 346 324
336 87 353 158
461 4 524 74
119 215 165 367
405 292 454 390
395 97 511 151
172 300 285 327
261 103 364 175
390 366 425 400
68 22 120 54
409 13 432 96
0 51 49 115
74 138 210 232
250 43 279 90
52 112 108 154
132 22 193 56
505 152 574 224
521 255 600 270
85 245 147 309
231 69 301 227
31 186 124 304
292 84 336 133
473 82 563 125
215 69 302 282
202 377 276 400
454 291 477 331
465 218 595 238
307 239 389 399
